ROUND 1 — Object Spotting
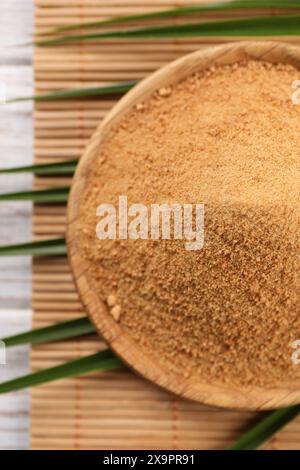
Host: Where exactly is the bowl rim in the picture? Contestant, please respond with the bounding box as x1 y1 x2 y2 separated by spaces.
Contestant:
67 40 300 410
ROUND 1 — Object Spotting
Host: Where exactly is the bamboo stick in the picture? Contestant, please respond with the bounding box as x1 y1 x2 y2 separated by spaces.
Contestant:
32 340 101 351
34 72 146 87
33 227 67 235
30 398 175 408
33 291 79 301
30 387 173 401
29 440 189 450
35 72 148 80
32 256 68 264
31 419 227 432
35 6 172 17
35 100 115 110
29 436 233 446
32 301 83 311
29 405 189 416
35 128 93 138
30 409 178 419
35 52 182 61
32 317 84 327
34 72 147 81
33 217 66 225
33 229 66 236
33 222 67 231
33 205 66 213
35 110 107 118
32 274 72 282
34 9 300 23
29 379 165 393
30 407 241 418
32 264 71 274
35 138 88 146
33 177 72 186
35 61 167 71
33 282 73 291
35 119 99 128
34 149 81 157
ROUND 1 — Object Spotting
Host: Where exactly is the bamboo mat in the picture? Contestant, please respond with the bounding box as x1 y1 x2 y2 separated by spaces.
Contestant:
31 0 300 450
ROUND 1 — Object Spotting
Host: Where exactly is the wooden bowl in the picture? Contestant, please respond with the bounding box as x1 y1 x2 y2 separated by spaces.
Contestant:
67 41 300 410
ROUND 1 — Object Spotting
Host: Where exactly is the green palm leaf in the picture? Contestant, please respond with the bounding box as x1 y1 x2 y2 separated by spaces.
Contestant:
229 406 300 449
0 237 66 256
34 15 300 46
8 81 137 102
0 350 122 394
2 317 95 347
39 1 300 35
0 160 78 175
0 186 69 203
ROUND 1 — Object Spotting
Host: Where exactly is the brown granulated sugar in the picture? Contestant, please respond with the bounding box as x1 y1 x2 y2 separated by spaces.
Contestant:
80 60 300 388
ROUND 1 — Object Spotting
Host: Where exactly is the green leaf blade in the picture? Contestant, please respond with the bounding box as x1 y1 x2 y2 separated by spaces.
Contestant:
229 406 300 450
2 317 95 347
0 350 122 394
39 1 300 35
0 237 67 256
0 186 69 203
0 160 78 175
33 15 300 47
8 81 137 103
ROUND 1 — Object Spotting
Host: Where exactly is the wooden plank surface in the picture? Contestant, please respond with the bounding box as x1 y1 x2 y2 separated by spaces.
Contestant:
31 0 300 450
0 0 33 449
0 310 31 450
0 0 33 309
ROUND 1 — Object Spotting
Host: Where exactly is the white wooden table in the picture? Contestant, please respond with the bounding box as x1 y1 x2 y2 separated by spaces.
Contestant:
0 0 33 450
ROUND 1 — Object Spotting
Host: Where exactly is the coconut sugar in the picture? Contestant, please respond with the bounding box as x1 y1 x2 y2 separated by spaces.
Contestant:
80 61 300 388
